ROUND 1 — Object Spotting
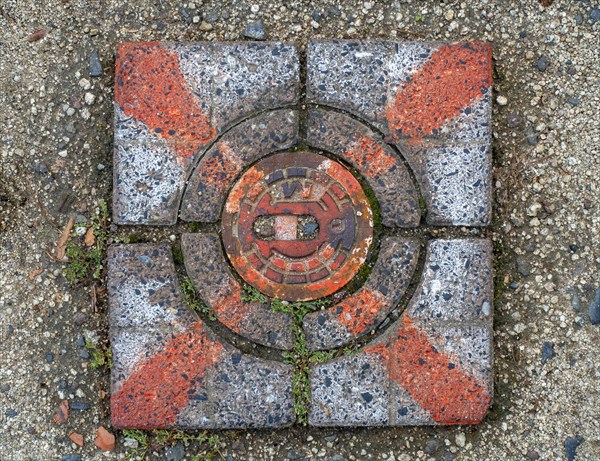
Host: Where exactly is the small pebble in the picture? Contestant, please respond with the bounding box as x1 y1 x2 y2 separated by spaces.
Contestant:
588 288 600 325
590 9 600 21
70 401 91 411
424 439 443 454
61 455 82 461
516 258 531 276
541 342 556 364
199 21 213 31
243 20 265 40
157 19 165 30
527 450 540 460
5 409 17 417
165 442 186 461
0 384 11 393
180 8 191 24
455 432 466 448
46 353 54 363
89 50 103 77
567 97 580 106
574 14 583 26
537 56 548 72
496 95 508 106
564 436 584 461
84 92 95 105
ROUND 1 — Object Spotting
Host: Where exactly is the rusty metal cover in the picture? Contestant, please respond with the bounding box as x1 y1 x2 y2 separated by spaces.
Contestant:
221 151 373 301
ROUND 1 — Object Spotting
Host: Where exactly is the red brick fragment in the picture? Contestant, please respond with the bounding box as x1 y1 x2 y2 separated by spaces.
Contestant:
94 426 116 452
53 399 69 425
69 432 84 447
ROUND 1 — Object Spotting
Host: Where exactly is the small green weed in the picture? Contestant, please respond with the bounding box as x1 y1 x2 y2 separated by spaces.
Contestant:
123 429 223 461
64 199 108 282
241 285 334 425
85 339 112 370
123 429 149 460
240 284 269 304
181 276 216 320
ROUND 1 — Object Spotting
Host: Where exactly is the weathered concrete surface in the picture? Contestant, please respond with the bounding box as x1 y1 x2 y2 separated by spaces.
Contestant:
180 109 300 223
305 109 421 228
303 237 419 350
307 40 492 226
181 232 294 350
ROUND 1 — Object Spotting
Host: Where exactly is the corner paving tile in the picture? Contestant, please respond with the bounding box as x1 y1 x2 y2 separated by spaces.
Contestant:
309 239 493 427
113 41 300 225
307 40 492 226
108 243 295 429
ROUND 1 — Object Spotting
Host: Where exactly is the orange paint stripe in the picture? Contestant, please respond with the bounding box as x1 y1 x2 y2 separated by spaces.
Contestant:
115 42 215 158
366 317 490 424
387 42 491 141
343 136 397 178
111 321 224 429
212 279 253 333
336 287 387 336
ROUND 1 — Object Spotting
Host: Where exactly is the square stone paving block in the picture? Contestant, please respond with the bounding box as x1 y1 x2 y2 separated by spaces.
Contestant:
110 40 493 429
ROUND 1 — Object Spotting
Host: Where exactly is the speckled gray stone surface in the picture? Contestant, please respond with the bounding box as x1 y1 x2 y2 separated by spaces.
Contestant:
175 42 299 132
309 352 390 426
113 42 300 225
309 238 493 427
306 40 492 227
305 109 421 228
407 239 493 322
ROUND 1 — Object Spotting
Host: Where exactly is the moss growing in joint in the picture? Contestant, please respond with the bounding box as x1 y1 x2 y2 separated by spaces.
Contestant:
242 285 334 425
181 276 216 320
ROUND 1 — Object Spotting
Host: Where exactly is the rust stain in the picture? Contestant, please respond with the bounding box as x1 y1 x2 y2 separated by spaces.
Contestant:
336 287 387 336
115 42 215 158
386 42 492 141
222 152 373 302
224 167 265 214
111 321 224 429
366 317 491 424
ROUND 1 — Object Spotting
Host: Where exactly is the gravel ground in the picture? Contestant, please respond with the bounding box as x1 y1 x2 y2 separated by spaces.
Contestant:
1 1 599 460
